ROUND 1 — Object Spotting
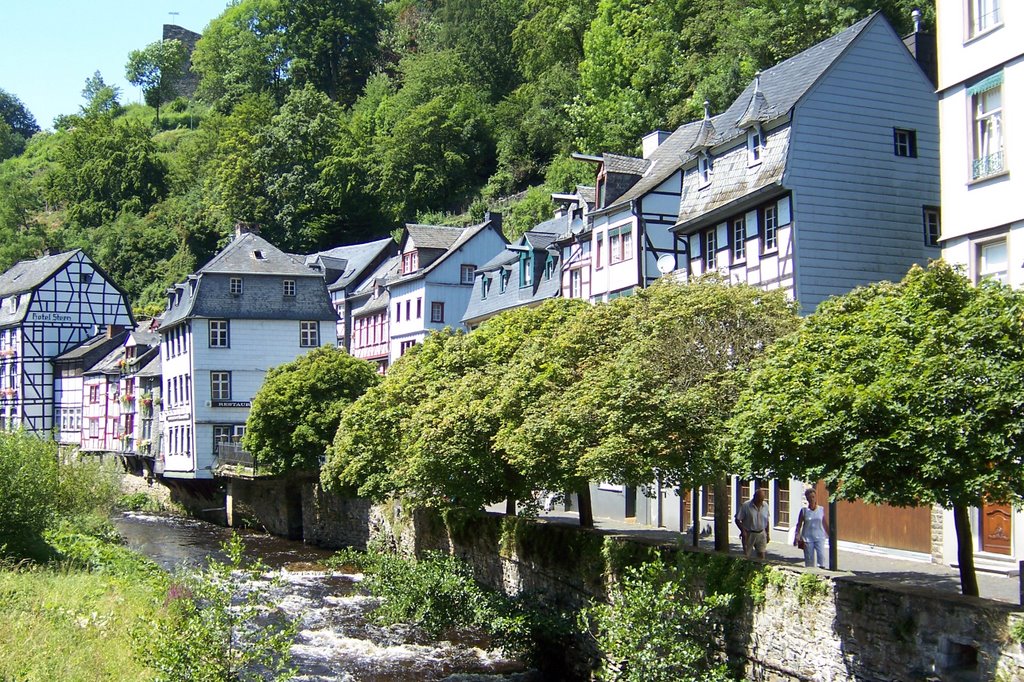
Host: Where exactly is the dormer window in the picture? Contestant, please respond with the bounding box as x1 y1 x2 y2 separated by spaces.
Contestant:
500 270 509 293
482 276 491 299
520 252 533 287
698 153 712 186
402 251 419 274
544 255 555 280
253 250 265 260
229 277 243 295
747 127 763 165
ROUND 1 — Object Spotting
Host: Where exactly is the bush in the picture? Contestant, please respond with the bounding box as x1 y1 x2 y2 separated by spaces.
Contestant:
584 561 733 682
138 534 297 681
0 431 60 558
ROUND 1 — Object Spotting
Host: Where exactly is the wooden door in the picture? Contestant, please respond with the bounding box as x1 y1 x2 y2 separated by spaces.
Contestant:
981 502 1012 555
813 482 932 553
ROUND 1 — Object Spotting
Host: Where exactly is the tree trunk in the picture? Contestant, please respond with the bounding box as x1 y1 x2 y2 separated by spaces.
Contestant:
714 475 729 552
953 504 980 597
577 484 594 528
692 487 700 547
505 497 516 516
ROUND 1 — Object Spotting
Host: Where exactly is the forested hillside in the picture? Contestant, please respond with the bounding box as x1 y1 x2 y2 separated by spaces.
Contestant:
0 0 933 314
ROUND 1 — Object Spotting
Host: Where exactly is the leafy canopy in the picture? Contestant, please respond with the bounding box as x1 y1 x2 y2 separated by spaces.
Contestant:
729 260 1024 510
243 346 380 475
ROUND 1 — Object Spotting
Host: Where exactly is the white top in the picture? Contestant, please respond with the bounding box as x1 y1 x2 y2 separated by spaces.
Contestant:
799 505 827 542
736 499 769 532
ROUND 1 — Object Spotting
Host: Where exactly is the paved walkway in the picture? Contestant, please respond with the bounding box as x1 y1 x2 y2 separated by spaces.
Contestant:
519 509 1022 605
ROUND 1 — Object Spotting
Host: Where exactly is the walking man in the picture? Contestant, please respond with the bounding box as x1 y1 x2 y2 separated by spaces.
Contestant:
735 488 770 559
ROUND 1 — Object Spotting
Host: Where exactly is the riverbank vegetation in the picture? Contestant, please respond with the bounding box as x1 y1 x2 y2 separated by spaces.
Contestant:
0 430 296 680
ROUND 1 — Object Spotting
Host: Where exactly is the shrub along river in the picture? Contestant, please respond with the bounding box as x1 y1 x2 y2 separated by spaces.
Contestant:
113 512 536 681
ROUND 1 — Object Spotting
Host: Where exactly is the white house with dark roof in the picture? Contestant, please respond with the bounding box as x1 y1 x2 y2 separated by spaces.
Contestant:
672 13 940 314
936 0 1023 571
158 225 336 479
305 237 397 349
387 214 507 362
0 249 132 434
462 224 563 328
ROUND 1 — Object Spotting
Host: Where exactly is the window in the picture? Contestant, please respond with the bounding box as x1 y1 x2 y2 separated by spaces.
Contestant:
89 385 99 404
968 0 1001 37
416 297 422 319
395 302 401 322
402 251 418 274
400 340 416 356
500 270 509 293
737 479 752 505
544 255 555 280
731 218 746 262
971 77 1004 180
283 280 295 297
430 301 445 323
89 418 100 439
405 300 411 320
893 128 917 158
209 320 229 348
703 486 715 516
569 268 583 298
923 207 941 247
609 227 633 263
210 371 231 401
520 253 533 287
460 264 476 285
300 321 319 347
774 480 790 527
595 235 604 269
213 425 233 455
79 272 93 285
747 128 762 164
762 205 778 252
481 276 490 299
978 239 1008 283
703 227 717 270
698 153 712 186
229 277 243 295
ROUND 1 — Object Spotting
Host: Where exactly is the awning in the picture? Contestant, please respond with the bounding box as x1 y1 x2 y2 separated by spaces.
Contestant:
967 71 1003 96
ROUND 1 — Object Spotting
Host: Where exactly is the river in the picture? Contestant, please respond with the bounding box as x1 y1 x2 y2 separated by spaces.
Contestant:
114 512 537 682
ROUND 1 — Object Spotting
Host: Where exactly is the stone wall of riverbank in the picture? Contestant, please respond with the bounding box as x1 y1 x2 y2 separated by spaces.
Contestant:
187 475 1024 681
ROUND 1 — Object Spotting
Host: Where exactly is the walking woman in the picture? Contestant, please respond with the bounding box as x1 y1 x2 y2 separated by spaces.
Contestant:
793 488 830 568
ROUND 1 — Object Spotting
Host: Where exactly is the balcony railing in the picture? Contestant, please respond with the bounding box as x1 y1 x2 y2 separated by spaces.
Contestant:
973 151 1004 180
214 442 257 475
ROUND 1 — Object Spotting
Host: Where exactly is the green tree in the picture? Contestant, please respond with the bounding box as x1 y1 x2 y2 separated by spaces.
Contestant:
81 71 122 117
0 89 39 158
728 262 1024 596
191 0 288 110
125 39 189 124
282 0 387 105
244 347 380 475
46 114 167 228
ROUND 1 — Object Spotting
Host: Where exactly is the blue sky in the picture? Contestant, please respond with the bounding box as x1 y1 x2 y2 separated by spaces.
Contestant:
0 1 229 129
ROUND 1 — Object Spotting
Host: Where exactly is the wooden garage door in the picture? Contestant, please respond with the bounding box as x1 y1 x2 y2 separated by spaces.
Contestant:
814 482 932 553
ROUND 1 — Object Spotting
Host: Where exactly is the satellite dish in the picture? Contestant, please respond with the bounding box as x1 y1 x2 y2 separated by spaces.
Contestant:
656 254 676 274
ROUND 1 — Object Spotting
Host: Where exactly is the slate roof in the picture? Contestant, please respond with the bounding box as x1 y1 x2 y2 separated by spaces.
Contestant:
54 329 129 364
595 14 875 217
136 353 162 378
161 232 336 327
351 256 400 317
390 216 506 286
199 232 316 277
86 343 127 376
405 224 465 250
0 250 77 298
603 153 651 176
462 228 562 325
309 237 395 292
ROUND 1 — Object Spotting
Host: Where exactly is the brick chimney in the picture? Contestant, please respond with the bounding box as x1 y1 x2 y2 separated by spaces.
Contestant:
235 221 260 238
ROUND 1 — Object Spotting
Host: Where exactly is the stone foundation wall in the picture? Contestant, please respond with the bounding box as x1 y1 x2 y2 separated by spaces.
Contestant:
300 483 372 549
225 479 302 539
120 472 174 507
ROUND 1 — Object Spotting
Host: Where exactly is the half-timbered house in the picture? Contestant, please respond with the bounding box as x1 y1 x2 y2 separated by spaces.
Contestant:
158 225 336 479
0 249 133 433
348 255 400 373
53 326 129 449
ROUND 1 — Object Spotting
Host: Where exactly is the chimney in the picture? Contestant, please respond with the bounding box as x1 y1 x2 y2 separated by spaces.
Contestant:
234 221 260 238
106 324 123 339
485 211 504 237
902 9 937 87
642 130 671 159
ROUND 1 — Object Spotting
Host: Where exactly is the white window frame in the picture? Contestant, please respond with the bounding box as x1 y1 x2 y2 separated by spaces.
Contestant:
893 128 917 158
703 228 717 270
731 217 746 262
747 128 762 165
209 320 229 348
972 82 1004 180
430 301 445 323
968 0 1001 38
762 205 779 253
210 371 231 401
283 279 295 297
569 268 583 298
698 154 712 187
299 321 319 347
923 207 941 247
977 238 1008 283
229 277 243 295
460 264 476 285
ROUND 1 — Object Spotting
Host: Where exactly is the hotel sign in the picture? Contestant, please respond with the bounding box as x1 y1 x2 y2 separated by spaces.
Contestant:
29 312 75 323
212 400 251 408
